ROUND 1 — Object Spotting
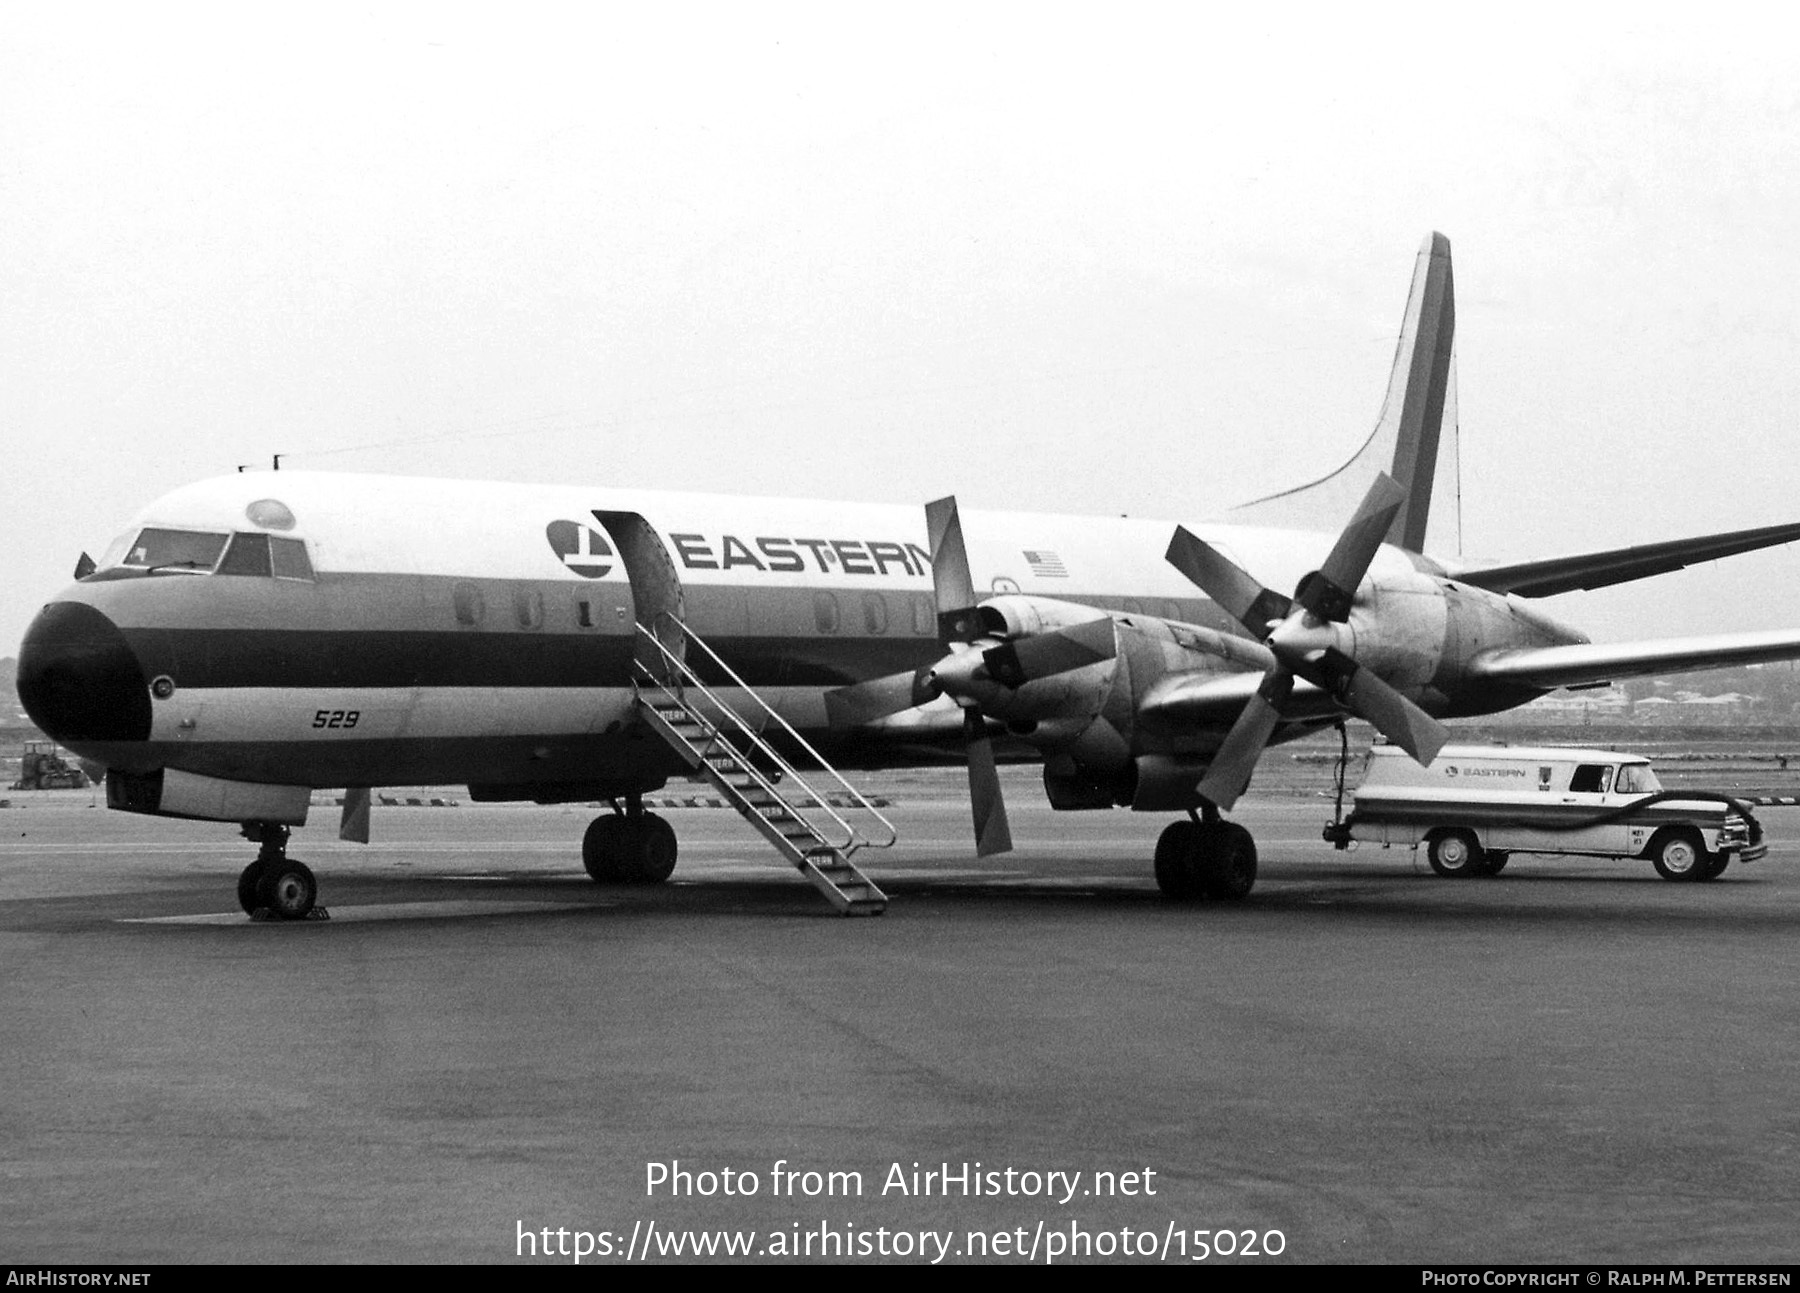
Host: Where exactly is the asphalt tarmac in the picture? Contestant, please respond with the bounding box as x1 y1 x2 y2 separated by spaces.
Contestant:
2 769 1797 1265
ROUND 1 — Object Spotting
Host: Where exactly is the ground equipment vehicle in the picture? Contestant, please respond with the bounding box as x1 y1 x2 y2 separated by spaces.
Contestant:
1324 744 1764 881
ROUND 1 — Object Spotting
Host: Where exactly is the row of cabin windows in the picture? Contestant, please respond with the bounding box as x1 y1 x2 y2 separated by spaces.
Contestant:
457 587 1192 633
454 587 943 635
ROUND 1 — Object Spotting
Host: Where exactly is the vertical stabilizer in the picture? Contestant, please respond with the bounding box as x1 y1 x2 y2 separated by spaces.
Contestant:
1226 232 1456 551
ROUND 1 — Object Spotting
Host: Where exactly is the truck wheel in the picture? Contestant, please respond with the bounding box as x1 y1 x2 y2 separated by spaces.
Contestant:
1699 851 1730 882
1650 828 1708 882
1426 828 1484 878
1482 851 1510 876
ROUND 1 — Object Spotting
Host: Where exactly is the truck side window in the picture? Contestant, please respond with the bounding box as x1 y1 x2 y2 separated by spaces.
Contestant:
1570 764 1613 794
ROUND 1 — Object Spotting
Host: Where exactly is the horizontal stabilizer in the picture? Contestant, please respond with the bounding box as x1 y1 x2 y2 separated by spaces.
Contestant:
1453 520 1800 599
1470 629 1800 690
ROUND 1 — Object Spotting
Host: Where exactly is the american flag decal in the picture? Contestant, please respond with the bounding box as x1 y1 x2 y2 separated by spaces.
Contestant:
1023 549 1068 578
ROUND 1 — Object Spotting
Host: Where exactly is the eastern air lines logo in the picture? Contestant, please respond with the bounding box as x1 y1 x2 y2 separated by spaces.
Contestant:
546 521 613 579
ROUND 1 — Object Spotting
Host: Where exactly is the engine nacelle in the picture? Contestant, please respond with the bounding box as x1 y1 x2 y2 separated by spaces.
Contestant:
985 615 1272 785
976 593 1112 640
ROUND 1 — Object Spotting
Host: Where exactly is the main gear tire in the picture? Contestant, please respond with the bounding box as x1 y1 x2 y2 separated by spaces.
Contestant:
1154 821 1205 901
1202 822 1258 901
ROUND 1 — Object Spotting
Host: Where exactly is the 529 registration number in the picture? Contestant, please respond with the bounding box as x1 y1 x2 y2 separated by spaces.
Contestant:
312 709 361 730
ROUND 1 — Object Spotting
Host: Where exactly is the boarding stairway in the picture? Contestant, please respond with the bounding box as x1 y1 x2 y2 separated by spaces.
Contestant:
632 616 896 916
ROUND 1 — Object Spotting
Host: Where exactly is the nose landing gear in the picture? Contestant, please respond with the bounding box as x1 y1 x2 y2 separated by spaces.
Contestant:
237 823 325 921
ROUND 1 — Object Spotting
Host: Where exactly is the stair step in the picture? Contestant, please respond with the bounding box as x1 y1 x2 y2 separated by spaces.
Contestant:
633 656 889 915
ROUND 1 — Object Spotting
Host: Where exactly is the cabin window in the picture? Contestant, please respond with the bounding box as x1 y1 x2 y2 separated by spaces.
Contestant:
122 528 228 573
217 532 273 576
454 582 486 626
513 587 545 630
270 537 314 580
1570 764 1613 794
912 594 934 636
813 592 841 634
862 593 889 635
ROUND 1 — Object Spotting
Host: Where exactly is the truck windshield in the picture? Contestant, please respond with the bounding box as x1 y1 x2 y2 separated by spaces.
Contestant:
1614 764 1660 794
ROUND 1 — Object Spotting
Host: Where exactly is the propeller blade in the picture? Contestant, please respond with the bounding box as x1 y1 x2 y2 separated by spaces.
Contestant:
1166 526 1293 637
1311 648 1449 765
982 617 1118 687
1195 669 1293 810
1293 473 1407 622
963 708 1014 856
926 496 985 641
339 786 371 843
824 668 936 727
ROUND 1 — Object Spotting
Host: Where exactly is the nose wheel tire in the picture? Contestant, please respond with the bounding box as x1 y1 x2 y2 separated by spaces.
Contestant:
237 862 265 915
256 860 318 919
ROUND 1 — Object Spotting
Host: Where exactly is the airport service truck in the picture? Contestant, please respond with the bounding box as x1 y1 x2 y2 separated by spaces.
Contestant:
1323 744 1765 881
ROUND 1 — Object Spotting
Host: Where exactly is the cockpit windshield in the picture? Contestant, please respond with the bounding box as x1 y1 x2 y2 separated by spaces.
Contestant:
120 528 229 573
100 527 314 580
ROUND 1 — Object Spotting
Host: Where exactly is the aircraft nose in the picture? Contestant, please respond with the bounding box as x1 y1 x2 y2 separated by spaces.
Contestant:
16 602 152 744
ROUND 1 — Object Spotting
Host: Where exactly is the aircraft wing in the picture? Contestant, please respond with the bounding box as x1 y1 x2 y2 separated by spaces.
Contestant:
1451 520 1800 598
1469 629 1800 690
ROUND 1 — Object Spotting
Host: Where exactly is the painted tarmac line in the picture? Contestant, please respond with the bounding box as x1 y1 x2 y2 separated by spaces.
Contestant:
120 899 614 926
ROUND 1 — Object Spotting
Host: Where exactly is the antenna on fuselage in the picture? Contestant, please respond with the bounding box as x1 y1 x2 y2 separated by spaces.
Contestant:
272 454 284 471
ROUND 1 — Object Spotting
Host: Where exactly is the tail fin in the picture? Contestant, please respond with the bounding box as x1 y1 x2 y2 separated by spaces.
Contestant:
1226 232 1456 551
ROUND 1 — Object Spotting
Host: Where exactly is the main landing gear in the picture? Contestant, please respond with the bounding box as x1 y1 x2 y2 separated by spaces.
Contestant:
1154 808 1258 902
237 823 323 921
582 795 678 885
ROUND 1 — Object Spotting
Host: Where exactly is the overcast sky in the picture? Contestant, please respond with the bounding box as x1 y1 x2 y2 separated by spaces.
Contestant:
5 5 1799 657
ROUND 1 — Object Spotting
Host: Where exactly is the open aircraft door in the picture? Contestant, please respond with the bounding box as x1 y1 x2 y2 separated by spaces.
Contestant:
591 510 687 682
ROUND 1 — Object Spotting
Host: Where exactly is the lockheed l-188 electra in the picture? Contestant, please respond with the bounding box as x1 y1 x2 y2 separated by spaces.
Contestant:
20 233 1800 919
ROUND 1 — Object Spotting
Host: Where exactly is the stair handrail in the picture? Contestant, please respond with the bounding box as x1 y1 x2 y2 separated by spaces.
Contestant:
634 615 898 854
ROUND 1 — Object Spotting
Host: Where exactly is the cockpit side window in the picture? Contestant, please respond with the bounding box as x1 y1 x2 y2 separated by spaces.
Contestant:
217 532 273 576
270 537 314 580
122 528 229 573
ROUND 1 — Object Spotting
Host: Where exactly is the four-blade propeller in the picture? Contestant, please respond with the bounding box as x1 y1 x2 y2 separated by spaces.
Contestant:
829 473 1452 849
924 496 1015 857
1165 473 1448 809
